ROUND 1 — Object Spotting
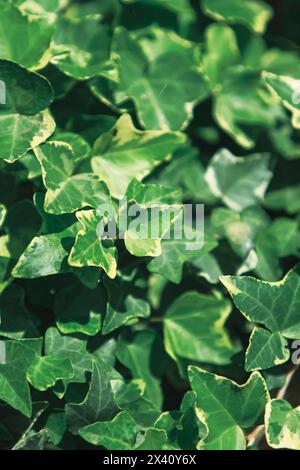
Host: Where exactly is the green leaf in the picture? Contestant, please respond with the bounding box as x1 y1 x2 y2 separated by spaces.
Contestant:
0 2 56 69
0 60 55 162
213 70 282 149
102 271 150 334
265 399 300 450
51 15 113 80
0 338 42 417
205 148 272 211
12 194 78 279
202 0 273 34
68 209 117 279
265 185 300 215
55 281 105 336
116 330 163 409
44 328 93 396
188 366 269 450
0 285 39 339
27 355 74 391
91 114 185 199
113 28 209 130
34 141 75 190
148 231 217 284
164 291 238 365
115 380 160 429
245 327 289 372
66 359 117 434
79 410 137 450
263 72 300 128
135 428 167 450
220 264 300 370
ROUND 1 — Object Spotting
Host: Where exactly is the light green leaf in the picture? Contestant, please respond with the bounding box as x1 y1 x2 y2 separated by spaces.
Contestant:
27 355 74 391
113 28 209 130
164 292 238 365
51 15 113 80
0 2 56 69
265 399 300 450
202 0 273 34
91 114 185 199
205 148 272 211
44 174 111 215
202 24 240 90
34 141 75 190
213 70 282 149
245 327 289 372
265 185 300 215
188 366 269 450
79 411 137 450
220 264 300 370
148 231 217 284
68 209 117 279
263 72 300 128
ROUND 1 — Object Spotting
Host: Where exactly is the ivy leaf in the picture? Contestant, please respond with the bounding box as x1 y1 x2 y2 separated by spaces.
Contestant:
50 131 91 162
123 179 183 258
51 15 113 80
245 327 289 372
91 114 185 199
0 60 55 162
35 141 111 215
263 72 300 128
34 141 75 190
0 338 43 417
205 148 272 211
12 194 78 279
148 231 217 284
135 428 167 450
102 271 150 334
163 292 238 365
0 1 56 69
213 70 282 149
68 209 117 279
265 399 300 450
113 28 209 130
0 285 39 339
202 0 273 34
54 281 105 336
265 185 300 215
79 410 137 450
66 359 117 435
115 380 160 429
220 264 300 370
188 366 269 450
44 328 93 396
26 355 74 391
116 330 163 409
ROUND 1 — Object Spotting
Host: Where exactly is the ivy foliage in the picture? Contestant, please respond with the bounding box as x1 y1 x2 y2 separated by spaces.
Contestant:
0 0 300 451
